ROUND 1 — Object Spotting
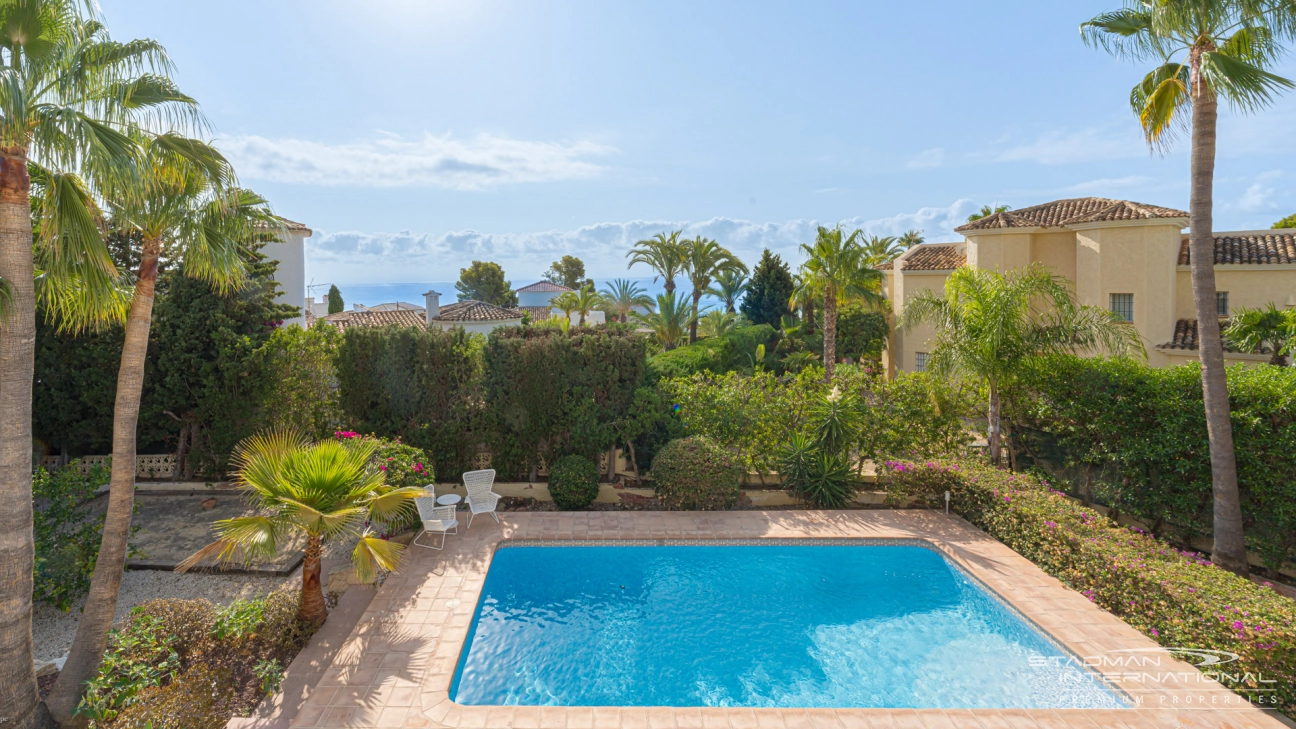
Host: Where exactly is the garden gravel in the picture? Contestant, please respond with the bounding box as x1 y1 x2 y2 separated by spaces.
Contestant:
32 570 288 663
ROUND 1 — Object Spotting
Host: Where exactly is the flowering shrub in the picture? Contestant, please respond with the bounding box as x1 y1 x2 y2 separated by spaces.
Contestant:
882 460 1296 717
334 432 433 490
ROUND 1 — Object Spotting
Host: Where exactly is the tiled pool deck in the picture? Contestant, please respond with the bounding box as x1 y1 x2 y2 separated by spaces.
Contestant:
289 511 1289 729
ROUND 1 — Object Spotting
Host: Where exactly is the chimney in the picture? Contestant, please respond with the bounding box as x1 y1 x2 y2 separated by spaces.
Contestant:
424 290 441 326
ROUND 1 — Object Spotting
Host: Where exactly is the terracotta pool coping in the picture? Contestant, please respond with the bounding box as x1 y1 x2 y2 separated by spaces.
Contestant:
287 510 1289 729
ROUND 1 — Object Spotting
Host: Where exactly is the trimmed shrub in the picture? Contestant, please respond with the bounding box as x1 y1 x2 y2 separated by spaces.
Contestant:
548 455 600 510
883 460 1296 718
648 324 775 382
111 664 234 729
32 461 112 610
650 436 743 510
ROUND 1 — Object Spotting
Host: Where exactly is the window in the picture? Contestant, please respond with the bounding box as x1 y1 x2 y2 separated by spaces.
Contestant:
1110 293 1134 322
1216 291 1229 317
914 352 928 372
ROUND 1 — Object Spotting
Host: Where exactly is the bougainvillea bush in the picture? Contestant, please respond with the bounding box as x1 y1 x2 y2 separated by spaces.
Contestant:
883 460 1295 717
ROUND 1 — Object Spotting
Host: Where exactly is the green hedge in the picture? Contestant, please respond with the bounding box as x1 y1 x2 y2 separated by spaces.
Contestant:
647 324 775 382
650 436 743 510
883 460 1296 718
335 325 481 482
1011 355 1296 570
548 454 600 510
484 325 647 478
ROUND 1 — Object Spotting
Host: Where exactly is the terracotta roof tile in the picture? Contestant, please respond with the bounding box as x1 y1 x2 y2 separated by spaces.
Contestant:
899 244 965 271
955 198 1187 232
431 300 523 322
1158 319 1244 353
321 309 425 331
1178 231 1296 265
515 281 572 293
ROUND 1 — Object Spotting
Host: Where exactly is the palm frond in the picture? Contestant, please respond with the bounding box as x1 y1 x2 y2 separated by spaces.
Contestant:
1130 63 1190 147
1199 49 1295 113
352 533 405 583
1080 8 1158 60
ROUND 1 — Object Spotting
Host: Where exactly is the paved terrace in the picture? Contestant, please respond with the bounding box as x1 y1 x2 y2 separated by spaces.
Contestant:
287 511 1288 729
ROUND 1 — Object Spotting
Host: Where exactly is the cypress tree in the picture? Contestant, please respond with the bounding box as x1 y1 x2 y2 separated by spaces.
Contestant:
327 284 344 314
740 249 794 327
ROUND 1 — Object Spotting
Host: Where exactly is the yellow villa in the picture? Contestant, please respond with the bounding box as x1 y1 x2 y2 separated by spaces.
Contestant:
880 197 1296 375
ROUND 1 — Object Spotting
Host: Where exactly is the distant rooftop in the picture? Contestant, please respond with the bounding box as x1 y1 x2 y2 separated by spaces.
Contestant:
432 300 523 322
955 198 1188 233
515 281 572 293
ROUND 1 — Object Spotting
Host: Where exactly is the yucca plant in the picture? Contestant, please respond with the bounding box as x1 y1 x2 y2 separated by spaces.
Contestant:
178 432 422 624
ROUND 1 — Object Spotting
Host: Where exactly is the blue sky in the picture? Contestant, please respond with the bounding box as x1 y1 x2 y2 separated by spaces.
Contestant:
103 0 1296 293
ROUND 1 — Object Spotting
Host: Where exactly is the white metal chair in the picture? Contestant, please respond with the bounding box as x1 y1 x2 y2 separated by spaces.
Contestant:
462 469 500 529
412 496 458 550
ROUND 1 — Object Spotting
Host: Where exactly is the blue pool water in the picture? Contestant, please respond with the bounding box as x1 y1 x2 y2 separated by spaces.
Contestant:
450 544 1126 709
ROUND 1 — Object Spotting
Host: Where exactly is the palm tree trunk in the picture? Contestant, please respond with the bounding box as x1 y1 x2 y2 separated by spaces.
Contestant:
47 238 164 726
1188 76 1247 576
987 380 1002 468
664 277 675 295
689 289 702 344
298 534 327 624
803 299 815 335
823 289 838 382
0 148 54 729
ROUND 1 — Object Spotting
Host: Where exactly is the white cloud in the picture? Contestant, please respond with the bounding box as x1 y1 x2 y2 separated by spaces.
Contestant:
1234 170 1282 213
990 126 1146 165
907 147 944 169
305 200 978 284
219 132 614 190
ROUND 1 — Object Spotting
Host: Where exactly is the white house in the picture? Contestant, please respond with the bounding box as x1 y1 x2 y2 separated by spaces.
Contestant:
514 280 606 326
260 217 311 328
423 290 524 335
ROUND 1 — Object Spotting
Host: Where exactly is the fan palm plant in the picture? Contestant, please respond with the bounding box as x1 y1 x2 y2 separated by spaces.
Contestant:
0 7 198 726
1224 303 1296 366
900 263 1143 468
47 135 278 722
627 230 686 294
599 278 652 323
634 290 690 350
682 236 744 344
795 226 885 381
860 234 905 268
570 283 602 326
178 432 421 624
706 269 748 313
1082 0 1296 576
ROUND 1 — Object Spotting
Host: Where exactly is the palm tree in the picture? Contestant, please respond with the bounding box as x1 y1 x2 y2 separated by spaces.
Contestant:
551 290 578 323
178 432 419 623
599 278 652 323
570 283 602 326
901 263 1143 468
634 290 690 350
789 272 816 335
898 229 925 249
1224 303 1295 366
1082 1 1296 576
0 8 197 727
795 226 885 381
861 234 905 268
698 309 737 339
627 230 686 294
682 236 744 344
46 136 276 723
967 204 1011 222
706 269 748 313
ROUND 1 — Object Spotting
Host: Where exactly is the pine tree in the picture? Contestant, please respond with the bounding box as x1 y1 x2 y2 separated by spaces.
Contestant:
327 284 344 314
740 249 794 327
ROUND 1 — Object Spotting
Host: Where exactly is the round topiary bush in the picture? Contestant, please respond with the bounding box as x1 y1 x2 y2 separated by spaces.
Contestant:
650 436 743 510
548 454 600 510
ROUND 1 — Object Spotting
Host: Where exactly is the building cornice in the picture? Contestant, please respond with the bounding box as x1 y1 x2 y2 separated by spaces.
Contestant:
1067 217 1188 232
1176 264 1296 272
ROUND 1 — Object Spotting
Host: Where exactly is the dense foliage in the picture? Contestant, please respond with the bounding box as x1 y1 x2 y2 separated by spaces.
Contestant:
258 323 344 440
547 454 600 510
650 436 743 510
1010 356 1296 570
740 249 794 327
647 324 776 382
326 283 343 314
32 462 113 610
816 303 888 362
484 325 647 478
78 587 315 728
883 460 1296 718
455 260 518 307
335 325 481 482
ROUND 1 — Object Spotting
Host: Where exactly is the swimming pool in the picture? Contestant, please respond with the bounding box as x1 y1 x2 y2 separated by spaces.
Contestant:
450 542 1126 709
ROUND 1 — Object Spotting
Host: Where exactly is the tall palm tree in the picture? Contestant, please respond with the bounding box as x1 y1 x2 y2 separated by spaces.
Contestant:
1224 303 1295 366
861 234 905 268
570 283 602 326
706 269 748 314
681 236 744 344
633 290 689 350
627 230 686 294
599 278 652 323
1082 0 1296 576
0 8 196 727
47 136 273 723
795 226 884 381
901 264 1143 467
898 229 925 249
178 432 419 623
